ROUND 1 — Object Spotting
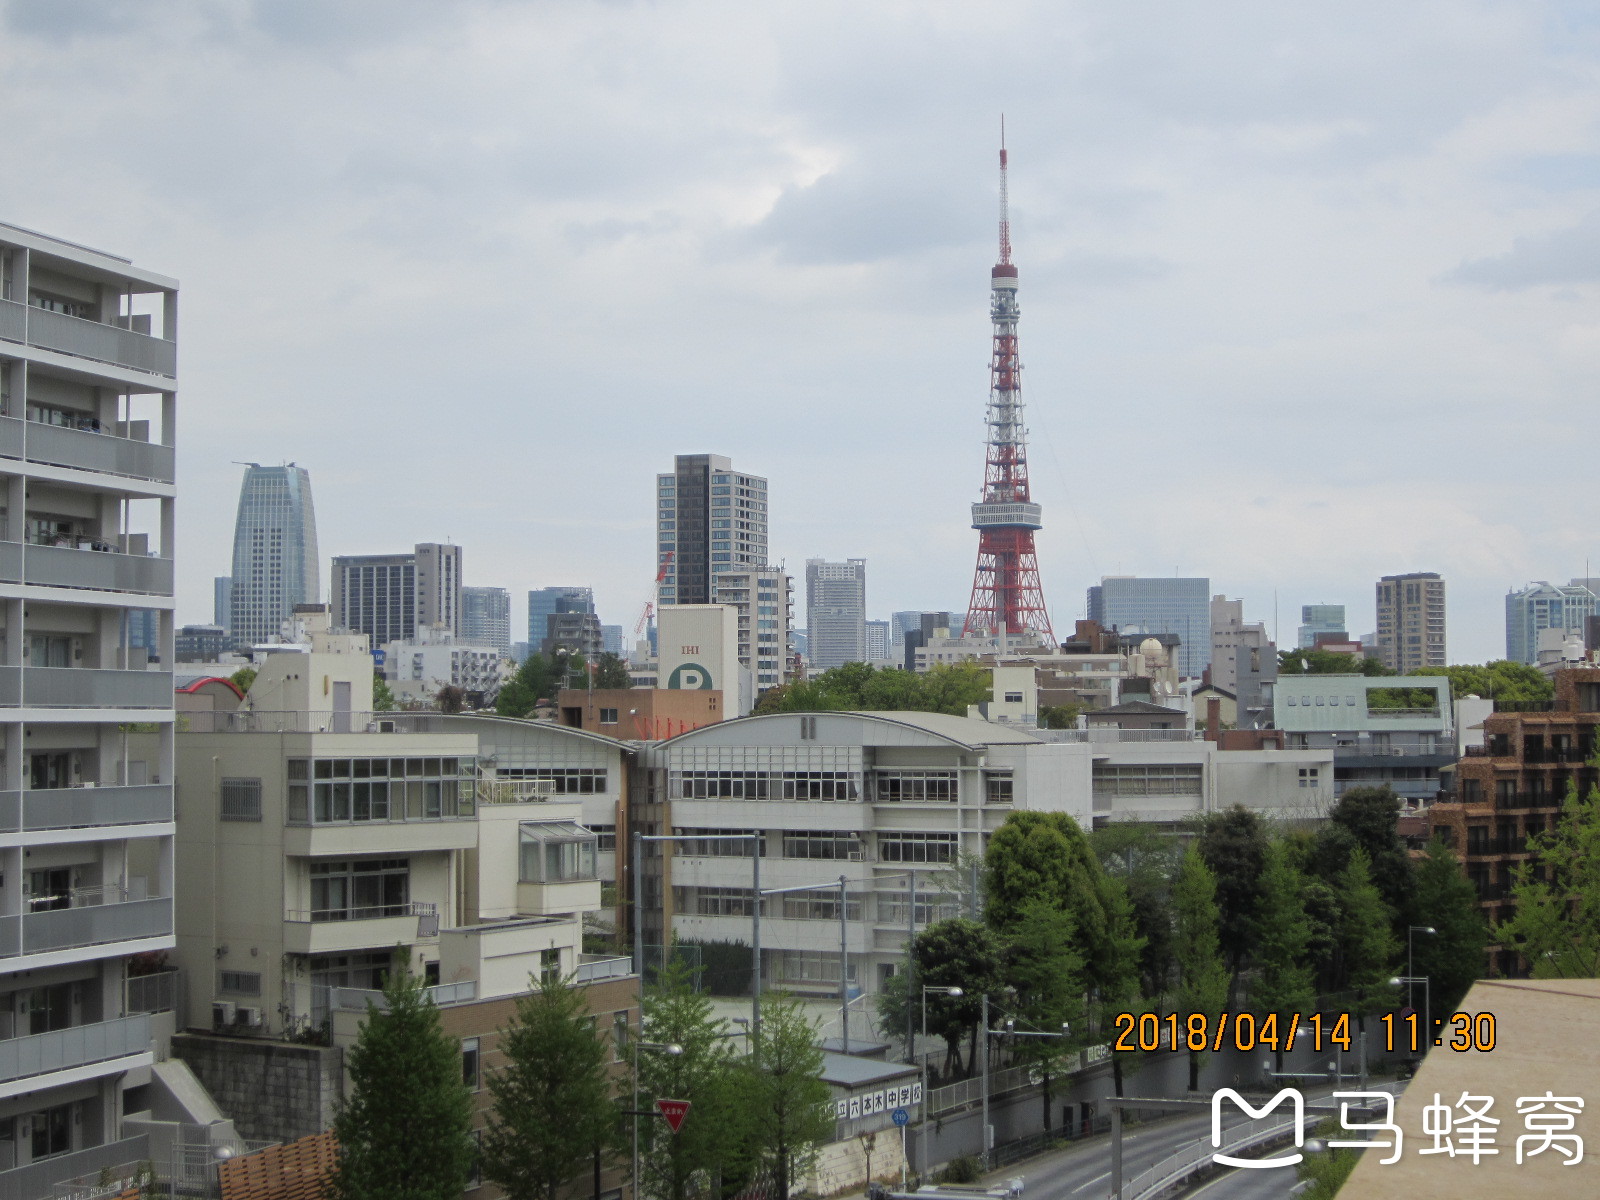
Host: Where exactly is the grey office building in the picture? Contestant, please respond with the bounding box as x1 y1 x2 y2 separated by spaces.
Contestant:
528 586 594 650
1298 604 1347 649
332 542 462 647
461 585 511 653
1506 581 1599 665
806 558 868 670
1087 576 1211 678
656 454 768 606
0 221 180 1193
229 463 319 648
213 574 231 636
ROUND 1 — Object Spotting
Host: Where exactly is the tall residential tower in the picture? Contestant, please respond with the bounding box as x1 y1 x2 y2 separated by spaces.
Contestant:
228 463 319 648
962 133 1053 642
0 222 179 1193
1375 572 1446 672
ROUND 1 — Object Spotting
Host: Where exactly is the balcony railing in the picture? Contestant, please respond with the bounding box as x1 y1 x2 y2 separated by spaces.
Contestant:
0 783 172 832
575 955 634 983
7 417 175 484
125 968 178 1014
0 895 171 958
331 979 477 1012
0 1134 151 1200
21 541 173 594
184 708 390 734
0 1013 151 1085
0 666 172 709
2 299 176 377
287 900 436 925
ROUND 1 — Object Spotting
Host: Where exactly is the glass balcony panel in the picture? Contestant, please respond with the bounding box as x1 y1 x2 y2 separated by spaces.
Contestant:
0 1013 152 1084
22 668 171 709
24 421 174 484
22 306 176 377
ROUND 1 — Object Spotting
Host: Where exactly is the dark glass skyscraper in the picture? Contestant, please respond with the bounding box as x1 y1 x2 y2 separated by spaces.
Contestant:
229 463 320 647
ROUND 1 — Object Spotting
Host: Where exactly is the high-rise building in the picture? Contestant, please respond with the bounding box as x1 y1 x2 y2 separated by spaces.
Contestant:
528 586 594 650
1298 604 1347 649
1087 576 1211 678
213 574 232 634
713 565 794 693
229 463 319 648
656 454 769 606
1376 572 1446 672
332 542 462 648
1209 596 1277 726
602 623 625 657
1505 581 1599 666
866 619 891 662
460 585 511 653
806 558 867 669
0 222 179 1192
962 137 1053 641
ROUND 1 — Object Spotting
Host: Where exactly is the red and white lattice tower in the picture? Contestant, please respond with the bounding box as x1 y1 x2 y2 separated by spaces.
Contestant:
962 128 1054 642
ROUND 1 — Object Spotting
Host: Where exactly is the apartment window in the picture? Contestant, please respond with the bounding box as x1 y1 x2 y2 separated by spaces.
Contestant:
1091 765 1203 797
775 952 857 984
1004 691 1024 704
675 828 764 857
984 772 1014 804
519 822 599 883
599 708 619 725
493 766 608 794
800 716 817 740
1298 767 1320 788
28 1102 72 1161
613 1012 630 1061
306 756 478 824
673 771 769 800
781 888 863 921
541 948 562 986
458 1037 480 1089
880 891 961 925
874 771 958 803
218 971 262 997
782 831 859 860
220 778 263 821
781 771 859 801
879 832 959 863
309 858 410 921
677 886 755 916
589 823 617 851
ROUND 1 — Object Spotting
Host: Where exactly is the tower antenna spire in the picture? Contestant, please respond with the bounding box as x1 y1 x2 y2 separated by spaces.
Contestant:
998 115 1011 266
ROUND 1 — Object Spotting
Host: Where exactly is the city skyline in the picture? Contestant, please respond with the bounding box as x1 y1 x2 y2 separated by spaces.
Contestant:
9 6 1598 664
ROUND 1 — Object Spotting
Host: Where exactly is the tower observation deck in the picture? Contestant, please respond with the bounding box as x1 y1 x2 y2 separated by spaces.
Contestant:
962 130 1053 642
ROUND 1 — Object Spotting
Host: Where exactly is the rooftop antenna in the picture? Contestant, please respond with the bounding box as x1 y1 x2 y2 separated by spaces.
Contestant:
998 115 1011 267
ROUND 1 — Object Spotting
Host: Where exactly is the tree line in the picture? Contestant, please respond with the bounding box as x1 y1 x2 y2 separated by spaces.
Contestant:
753 660 994 716
328 959 834 1200
877 785 1488 1106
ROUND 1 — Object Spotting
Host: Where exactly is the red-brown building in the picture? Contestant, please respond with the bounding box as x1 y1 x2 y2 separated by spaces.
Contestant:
556 688 723 740
1431 667 1600 974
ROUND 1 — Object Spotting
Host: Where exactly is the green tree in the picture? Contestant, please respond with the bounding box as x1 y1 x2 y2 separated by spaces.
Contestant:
1412 840 1489 1012
1000 899 1085 1128
480 975 619 1200
594 652 633 689
435 684 466 714
327 961 475 1200
639 960 750 1200
1336 848 1400 1023
1091 824 1180 997
1327 786 1417 934
918 661 994 715
1037 703 1082 730
1251 841 1315 1069
496 654 564 719
372 672 397 712
1171 846 1229 1091
1412 661 1552 706
769 661 992 717
1293 1121 1359 1199
984 811 1103 936
1496 775 1600 978
229 665 257 695
1097 876 1149 1097
906 918 1003 1078
741 994 833 1200
1278 649 1394 676
1193 806 1268 996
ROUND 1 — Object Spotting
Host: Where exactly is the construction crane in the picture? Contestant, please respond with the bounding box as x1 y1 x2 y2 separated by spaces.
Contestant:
634 551 674 640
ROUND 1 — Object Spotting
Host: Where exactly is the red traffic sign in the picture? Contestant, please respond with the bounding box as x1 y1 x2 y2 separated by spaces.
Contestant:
656 1099 691 1133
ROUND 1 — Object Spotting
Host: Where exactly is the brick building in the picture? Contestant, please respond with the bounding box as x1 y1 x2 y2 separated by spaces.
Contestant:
1432 667 1600 974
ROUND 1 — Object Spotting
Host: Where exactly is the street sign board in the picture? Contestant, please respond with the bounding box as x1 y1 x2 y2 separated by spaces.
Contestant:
657 1098 691 1133
891 1107 910 1127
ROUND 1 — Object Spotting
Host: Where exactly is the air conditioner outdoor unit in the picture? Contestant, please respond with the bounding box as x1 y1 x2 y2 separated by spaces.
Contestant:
212 1001 236 1029
237 1006 264 1028
847 849 864 861
367 720 397 733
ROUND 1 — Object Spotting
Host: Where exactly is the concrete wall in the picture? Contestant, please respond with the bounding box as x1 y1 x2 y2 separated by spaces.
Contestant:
171 1032 341 1145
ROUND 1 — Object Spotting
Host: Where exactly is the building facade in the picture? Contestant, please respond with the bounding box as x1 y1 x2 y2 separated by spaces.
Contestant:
711 565 794 696
1087 576 1211 678
527 586 594 652
213 575 231 637
332 542 462 648
1505 580 1598 667
656 454 768 607
1276 673 1455 802
175 624 231 663
806 559 867 670
1375 572 1446 672
229 464 319 649
1297 604 1347 649
460 586 511 654
865 620 891 663
0 222 179 1194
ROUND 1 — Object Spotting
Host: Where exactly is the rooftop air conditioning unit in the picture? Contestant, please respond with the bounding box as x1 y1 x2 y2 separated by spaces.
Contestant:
237 1006 264 1028
212 1001 236 1029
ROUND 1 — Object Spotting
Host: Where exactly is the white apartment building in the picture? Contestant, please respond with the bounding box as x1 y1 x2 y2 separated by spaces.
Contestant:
173 617 627 1041
0 223 179 1194
634 711 1329 1004
379 627 509 704
711 565 794 696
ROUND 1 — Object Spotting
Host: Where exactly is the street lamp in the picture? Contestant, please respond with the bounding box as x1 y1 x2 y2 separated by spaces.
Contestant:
632 1039 682 1200
920 986 962 1181
1390 976 1431 1059
1405 926 1436 1045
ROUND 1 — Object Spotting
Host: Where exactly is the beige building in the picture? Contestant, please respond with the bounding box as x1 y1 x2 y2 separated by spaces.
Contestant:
1376 571 1446 672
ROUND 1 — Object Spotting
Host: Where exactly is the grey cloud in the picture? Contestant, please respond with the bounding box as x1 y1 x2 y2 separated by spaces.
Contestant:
751 166 988 265
1 0 152 40
1445 211 1600 290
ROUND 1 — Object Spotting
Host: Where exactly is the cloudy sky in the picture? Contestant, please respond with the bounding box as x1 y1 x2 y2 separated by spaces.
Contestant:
4 0 1598 663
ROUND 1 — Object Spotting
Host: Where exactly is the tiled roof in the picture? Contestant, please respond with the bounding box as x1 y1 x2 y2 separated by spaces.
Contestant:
219 1131 337 1200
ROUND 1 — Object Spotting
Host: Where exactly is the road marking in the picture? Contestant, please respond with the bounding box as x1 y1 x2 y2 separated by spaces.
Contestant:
1070 1171 1108 1193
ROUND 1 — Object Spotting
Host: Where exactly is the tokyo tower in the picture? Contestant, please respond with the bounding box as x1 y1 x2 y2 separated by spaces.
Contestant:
962 128 1054 642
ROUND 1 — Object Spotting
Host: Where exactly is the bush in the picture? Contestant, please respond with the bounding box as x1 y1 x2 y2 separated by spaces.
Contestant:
939 1155 982 1184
